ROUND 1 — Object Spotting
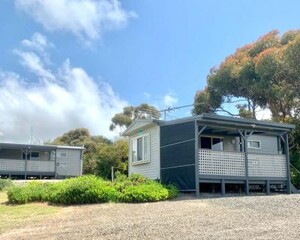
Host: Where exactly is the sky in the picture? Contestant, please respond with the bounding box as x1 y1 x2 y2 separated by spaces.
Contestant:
0 0 299 143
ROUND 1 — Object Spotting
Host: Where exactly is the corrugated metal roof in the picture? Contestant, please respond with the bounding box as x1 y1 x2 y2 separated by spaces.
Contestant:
123 114 295 136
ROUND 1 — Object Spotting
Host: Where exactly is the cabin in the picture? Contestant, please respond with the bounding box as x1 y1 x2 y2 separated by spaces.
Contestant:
0 143 84 179
123 114 295 196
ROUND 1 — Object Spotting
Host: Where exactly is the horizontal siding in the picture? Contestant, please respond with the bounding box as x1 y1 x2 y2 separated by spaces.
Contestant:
129 125 160 179
56 149 82 177
223 136 236 152
247 135 278 154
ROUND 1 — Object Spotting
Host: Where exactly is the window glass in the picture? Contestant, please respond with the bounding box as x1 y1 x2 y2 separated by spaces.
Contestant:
137 137 143 160
200 137 212 149
31 152 40 159
132 138 137 162
200 137 223 151
212 138 223 151
247 141 261 149
144 135 149 160
132 134 150 162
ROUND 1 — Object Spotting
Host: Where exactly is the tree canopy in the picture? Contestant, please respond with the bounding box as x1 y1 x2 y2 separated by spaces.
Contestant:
193 30 300 121
109 103 161 133
193 29 300 187
50 128 128 178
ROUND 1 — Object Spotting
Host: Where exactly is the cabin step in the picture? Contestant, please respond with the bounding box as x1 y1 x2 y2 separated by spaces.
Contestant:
291 183 299 194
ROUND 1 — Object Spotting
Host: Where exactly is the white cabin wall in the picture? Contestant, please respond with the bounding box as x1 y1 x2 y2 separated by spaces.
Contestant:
128 125 160 179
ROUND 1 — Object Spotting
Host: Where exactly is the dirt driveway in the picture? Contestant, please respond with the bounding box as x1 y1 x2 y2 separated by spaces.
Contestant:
1 194 300 240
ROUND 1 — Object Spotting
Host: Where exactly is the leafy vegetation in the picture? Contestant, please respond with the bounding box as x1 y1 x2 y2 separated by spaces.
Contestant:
50 128 128 178
193 30 300 120
0 179 13 191
7 175 179 205
193 29 300 187
109 103 161 133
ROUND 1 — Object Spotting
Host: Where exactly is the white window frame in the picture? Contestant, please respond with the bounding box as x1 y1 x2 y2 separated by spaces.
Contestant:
131 133 150 165
247 140 261 149
200 136 224 151
60 152 67 158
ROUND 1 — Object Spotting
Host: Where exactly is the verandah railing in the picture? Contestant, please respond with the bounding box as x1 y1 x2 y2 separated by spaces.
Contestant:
199 149 287 178
0 159 55 172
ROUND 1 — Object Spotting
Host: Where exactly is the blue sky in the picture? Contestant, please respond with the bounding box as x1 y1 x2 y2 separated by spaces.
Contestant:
0 0 299 142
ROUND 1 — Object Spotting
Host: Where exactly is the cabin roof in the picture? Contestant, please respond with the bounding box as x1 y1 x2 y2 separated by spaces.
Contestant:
123 113 295 136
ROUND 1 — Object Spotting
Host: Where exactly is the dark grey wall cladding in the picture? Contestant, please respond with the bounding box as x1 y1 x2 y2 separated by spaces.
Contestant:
161 165 195 190
160 121 195 147
161 140 195 168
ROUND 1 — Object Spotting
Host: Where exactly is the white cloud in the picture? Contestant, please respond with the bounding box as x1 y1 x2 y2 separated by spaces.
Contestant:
14 50 55 82
21 32 54 53
0 34 127 143
15 0 137 45
144 92 151 99
256 107 272 120
163 93 178 107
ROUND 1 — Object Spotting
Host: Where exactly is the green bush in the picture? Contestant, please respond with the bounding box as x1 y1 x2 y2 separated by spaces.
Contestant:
121 181 169 203
7 182 48 204
0 179 13 191
7 175 179 205
46 175 120 205
165 184 180 199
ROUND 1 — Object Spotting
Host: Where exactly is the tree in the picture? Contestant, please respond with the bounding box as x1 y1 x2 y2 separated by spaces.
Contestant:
193 30 300 120
94 138 128 179
50 128 112 174
109 103 161 133
193 29 300 187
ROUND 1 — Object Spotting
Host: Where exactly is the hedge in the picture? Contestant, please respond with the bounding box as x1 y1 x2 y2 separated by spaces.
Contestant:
7 174 179 205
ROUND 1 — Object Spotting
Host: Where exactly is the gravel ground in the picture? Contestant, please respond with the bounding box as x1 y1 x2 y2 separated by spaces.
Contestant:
1 194 300 240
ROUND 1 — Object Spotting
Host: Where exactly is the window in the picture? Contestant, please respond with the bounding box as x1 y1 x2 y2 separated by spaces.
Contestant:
58 162 67 167
60 152 67 158
22 151 40 160
132 134 150 162
247 140 261 149
31 152 40 160
200 137 224 151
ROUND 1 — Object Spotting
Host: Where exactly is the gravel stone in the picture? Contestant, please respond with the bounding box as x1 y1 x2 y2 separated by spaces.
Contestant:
1 194 300 240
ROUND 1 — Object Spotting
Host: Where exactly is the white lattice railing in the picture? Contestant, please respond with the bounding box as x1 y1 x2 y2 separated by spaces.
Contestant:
248 154 286 177
199 149 246 176
0 159 25 171
199 149 287 178
0 159 55 172
27 160 55 172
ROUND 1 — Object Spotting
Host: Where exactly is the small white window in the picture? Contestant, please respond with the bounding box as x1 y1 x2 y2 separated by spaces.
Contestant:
200 137 224 151
60 152 67 158
247 140 261 149
132 134 150 162
58 162 67 167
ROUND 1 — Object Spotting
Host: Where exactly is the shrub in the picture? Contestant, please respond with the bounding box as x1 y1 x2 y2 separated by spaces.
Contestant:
7 182 48 204
121 181 169 203
46 175 119 205
7 174 179 205
165 184 180 199
0 178 13 191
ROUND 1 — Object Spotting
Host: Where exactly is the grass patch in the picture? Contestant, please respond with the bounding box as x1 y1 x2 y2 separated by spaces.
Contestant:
0 191 61 234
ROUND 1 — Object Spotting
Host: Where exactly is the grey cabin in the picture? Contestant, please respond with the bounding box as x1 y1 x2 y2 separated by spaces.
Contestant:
0 143 84 179
123 114 295 196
